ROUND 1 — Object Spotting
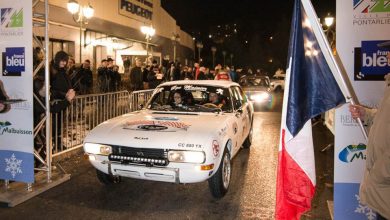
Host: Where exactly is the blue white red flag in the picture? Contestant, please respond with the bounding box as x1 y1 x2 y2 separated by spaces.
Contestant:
275 0 348 219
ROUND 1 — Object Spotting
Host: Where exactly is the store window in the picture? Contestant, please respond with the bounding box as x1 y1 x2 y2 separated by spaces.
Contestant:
34 37 74 63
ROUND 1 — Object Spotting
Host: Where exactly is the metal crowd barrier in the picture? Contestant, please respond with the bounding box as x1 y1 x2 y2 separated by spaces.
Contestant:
50 89 154 157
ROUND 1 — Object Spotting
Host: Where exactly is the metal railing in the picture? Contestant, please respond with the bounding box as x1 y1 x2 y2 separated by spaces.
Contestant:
47 89 154 157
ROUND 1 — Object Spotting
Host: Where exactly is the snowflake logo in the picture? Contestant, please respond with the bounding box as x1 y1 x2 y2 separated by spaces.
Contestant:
5 153 23 178
355 194 376 220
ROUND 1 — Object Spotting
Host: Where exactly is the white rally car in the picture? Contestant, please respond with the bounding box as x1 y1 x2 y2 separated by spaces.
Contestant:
83 80 254 198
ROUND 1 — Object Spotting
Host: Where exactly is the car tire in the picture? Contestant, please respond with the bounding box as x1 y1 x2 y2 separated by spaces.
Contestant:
243 124 253 148
96 169 121 184
208 148 232 198
275 86 282 93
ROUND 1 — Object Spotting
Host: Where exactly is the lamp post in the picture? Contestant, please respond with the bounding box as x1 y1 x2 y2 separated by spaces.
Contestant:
196 41 203 63
171 33 180 62
211 46 217 68
230 53 234 66
141 25 156 64
323 13 335 51
222 51 226 67
67 0 94 63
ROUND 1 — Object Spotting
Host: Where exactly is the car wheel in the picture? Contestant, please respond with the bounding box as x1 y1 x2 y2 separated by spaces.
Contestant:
208 148 232 198
275 86 282 93
243 124 253 148
96 169 121 184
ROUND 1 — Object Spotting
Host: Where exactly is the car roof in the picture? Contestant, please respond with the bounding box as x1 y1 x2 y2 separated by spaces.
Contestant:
159 80 240 88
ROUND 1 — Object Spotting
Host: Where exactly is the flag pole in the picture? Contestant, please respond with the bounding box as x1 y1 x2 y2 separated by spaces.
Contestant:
300 0 368 140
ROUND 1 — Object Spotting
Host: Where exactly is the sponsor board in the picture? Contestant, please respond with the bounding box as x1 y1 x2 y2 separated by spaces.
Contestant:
0 7 23 36
0 121 32 136
2 47 25 76
353 0 390 26
338 143 366 163
354 40 390 80
0 150 34 182
334 183 377 220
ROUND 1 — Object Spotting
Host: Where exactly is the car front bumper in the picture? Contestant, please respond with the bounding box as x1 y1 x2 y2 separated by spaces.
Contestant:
89 155 214 184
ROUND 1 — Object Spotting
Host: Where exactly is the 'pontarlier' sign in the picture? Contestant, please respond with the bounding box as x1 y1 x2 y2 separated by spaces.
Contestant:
119 0 153 21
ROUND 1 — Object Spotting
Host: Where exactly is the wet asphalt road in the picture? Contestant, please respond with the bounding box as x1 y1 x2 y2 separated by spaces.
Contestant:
0 92 333 219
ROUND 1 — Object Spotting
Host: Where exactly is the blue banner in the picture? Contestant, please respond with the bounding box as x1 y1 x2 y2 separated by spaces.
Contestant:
0 0 34 184
334 183 377 220
0 150 34 182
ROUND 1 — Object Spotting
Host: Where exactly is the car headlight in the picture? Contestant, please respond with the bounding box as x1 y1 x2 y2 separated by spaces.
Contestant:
84 143 112 155
168 150 205 163
250 92 270 102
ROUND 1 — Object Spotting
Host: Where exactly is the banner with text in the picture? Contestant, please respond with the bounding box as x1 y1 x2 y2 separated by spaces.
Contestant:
335 0 389 219
0 0 34 183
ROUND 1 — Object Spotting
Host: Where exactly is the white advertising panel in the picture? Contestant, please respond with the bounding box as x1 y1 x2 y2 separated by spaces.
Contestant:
335 0 389 219
0 0 34 183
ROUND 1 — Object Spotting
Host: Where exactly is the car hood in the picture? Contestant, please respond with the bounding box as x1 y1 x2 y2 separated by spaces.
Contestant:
84 110 230 150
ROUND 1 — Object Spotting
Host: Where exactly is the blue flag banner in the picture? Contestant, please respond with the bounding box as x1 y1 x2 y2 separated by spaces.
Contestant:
286 0 346 136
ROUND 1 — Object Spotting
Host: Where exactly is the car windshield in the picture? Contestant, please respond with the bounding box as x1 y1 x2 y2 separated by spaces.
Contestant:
240 77 270 87
146 84 233 113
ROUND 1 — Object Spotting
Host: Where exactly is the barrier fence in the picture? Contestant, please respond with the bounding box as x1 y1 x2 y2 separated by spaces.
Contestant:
34 89 154 159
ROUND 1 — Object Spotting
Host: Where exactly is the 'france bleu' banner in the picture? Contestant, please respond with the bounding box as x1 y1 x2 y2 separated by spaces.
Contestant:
0 0 34 183
275 0 347 219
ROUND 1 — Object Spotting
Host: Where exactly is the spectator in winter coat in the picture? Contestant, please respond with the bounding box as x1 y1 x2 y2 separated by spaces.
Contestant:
197 67 207 80
98 59 108 92
49 51 75 148
78 59 93 94
148 66 164 89
130 59 143 91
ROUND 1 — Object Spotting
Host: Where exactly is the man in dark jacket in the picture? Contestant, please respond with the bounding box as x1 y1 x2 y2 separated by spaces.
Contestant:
129 59 143 91
97 59 108 92
77 59 93 94
50 51 75 148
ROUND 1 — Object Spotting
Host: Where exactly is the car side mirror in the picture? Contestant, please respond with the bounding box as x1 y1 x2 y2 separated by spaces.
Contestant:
235 107 243 117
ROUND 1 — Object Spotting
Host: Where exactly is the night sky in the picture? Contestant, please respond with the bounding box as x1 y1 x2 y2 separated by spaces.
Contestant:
161 0 335 71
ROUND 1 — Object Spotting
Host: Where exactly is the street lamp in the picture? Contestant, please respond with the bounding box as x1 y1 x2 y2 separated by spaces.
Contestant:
196 41 203 63
211 46 217 68
230 53 234 66
222 51 227 67
140 25 156 64
171 33 180 62
323 13 335 52
67 0 94 63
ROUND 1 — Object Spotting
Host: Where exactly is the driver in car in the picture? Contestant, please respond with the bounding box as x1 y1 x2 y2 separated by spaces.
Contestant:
172 91 184 107
206 92 223 108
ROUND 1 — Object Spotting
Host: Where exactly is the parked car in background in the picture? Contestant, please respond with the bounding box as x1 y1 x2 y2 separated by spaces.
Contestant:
270 69 285 92
83 80 254 198
239 75 272 106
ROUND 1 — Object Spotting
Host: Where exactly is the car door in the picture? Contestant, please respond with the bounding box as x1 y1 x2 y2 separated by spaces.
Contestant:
229 87 242 155
232 86 252 148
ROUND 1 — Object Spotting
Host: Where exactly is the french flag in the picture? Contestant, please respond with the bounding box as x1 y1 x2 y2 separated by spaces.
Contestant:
275 0 348 219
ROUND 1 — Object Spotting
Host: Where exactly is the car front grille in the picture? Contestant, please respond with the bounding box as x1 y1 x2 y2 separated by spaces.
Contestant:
109 145 168 166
